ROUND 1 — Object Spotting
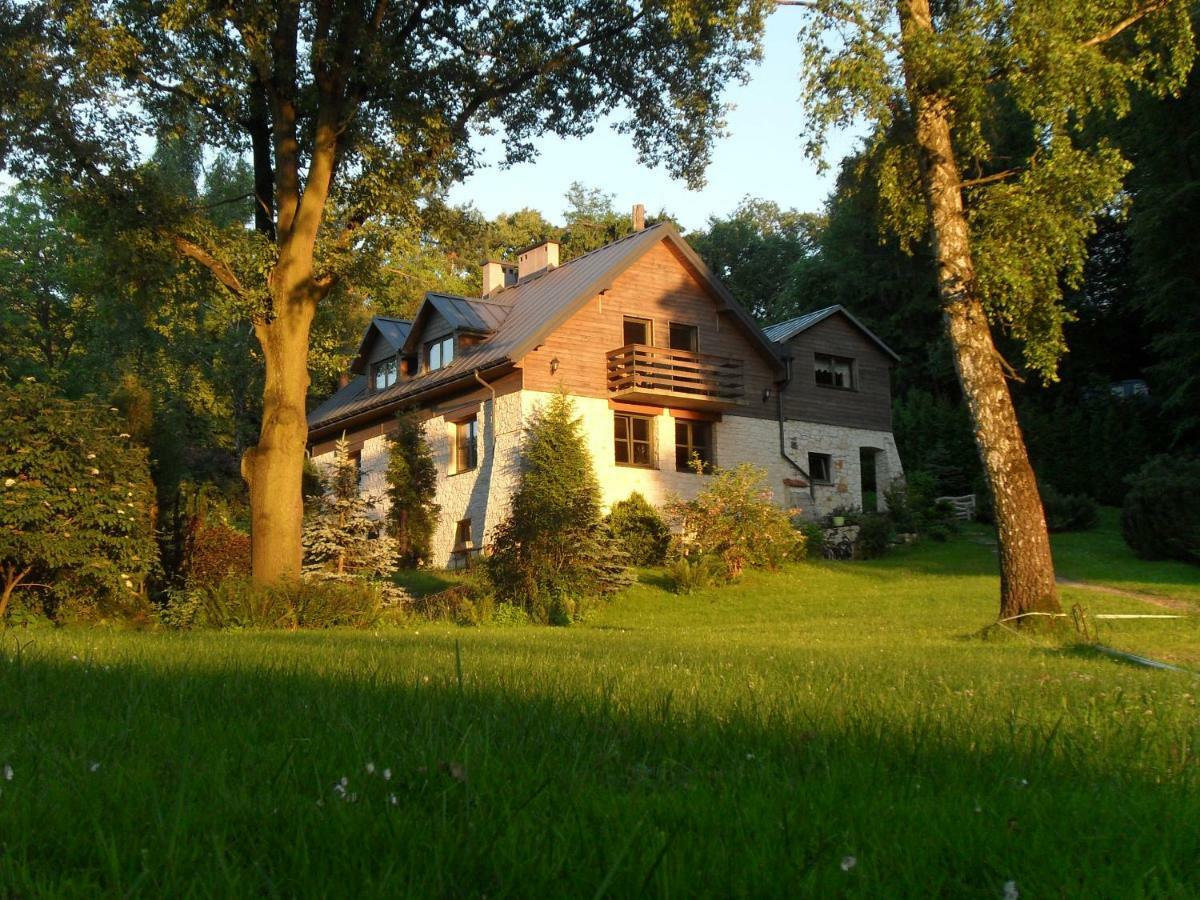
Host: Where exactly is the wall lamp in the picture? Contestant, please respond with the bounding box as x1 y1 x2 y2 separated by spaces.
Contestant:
762 387 772 403
550 357 560 374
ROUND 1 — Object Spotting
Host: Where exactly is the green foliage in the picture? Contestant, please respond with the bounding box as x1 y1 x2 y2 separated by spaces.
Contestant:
794 520 827 560
1040 485 1099 534
855 513 893 559
666 553 723 595
892 390 980 494
162 576 384 630
488 393 630 623
185 521 251 588
303 438 396 579
0 377 158 623
796 0 1195 380
882 471 939 535
386 412 440 569
606 492 671 567
412 576 496 626
1121 457 1200 564
666 463 802 579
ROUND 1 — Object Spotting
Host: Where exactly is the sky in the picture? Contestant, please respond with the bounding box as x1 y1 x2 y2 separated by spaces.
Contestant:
447 10 866 233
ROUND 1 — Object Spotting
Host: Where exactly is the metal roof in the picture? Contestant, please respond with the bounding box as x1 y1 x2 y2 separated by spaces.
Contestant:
373 316 412 348
764 305 900 362
309 223 785 435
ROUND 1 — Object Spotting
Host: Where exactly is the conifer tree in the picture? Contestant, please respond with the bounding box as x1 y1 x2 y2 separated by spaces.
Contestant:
386 412 439 569
489 393 630 623
302 438 394 579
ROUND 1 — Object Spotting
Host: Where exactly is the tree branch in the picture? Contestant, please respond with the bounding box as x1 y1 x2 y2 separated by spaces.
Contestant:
775 0 896 48
170 235 246 297
1080 1 1170 48
960 168 1019 188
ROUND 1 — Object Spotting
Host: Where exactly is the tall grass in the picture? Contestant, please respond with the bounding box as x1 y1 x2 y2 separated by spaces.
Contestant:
0 531 1196 896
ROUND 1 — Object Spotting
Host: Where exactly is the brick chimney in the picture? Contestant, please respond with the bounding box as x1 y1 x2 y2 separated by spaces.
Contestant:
481 260 517 297
632 203 645 232
516 240 560 281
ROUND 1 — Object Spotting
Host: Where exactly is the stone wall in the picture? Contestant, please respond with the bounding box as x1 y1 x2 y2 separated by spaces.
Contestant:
313 388 905 567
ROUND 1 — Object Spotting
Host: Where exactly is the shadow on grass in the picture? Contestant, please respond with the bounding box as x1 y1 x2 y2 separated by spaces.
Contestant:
1 642 1196 897
392 568 467 598
635 569 676 592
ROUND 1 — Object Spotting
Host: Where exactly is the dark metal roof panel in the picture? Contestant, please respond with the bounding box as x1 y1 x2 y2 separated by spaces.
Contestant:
373 316 412 348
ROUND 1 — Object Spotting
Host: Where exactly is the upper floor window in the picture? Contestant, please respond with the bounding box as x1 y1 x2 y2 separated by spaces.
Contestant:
623 316 652 347
669 322 698 353
814 353 854 389
426 335 455 372
452 416 478 474
675 420 713 473
371 357 398 391
614 413 654 467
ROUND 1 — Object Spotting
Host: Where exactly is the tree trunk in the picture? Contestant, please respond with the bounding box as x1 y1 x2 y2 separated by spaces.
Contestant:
1 564 30 625
899 0 1060 623
242 286 316 584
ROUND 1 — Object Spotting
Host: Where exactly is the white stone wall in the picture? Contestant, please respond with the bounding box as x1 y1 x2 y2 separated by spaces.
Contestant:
313 389 905 567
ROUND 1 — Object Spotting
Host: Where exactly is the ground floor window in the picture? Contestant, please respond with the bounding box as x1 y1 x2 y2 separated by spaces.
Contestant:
614 413 654 466
675 420 713 472
808 451 832 484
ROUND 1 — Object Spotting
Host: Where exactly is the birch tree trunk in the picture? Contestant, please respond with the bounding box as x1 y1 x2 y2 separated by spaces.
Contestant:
899 0 1061 622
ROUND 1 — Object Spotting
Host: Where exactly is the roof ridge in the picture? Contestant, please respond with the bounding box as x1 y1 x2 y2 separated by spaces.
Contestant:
767 304 840 330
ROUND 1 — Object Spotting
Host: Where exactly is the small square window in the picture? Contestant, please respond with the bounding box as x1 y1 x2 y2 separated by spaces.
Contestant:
675 420 714 473
814 353 854 389
451 416 478 474
455 518 473 549
669 323 698 353
808 452 832 484
614 413 654 467
623 317 652 347
426 336 455 372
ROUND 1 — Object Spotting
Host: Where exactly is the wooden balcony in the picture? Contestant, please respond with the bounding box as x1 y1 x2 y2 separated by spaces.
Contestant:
606 344 745 410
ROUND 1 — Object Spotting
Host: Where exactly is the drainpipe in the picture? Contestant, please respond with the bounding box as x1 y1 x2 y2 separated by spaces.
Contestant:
776 356 815 502
474 369 497 449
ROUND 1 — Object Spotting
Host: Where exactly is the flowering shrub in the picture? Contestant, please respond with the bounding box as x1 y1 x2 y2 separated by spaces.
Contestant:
666 463 803 580
0 377 158 623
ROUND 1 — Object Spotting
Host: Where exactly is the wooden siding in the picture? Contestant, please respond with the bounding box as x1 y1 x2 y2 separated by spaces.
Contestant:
779 314 894 431
520 241 779 419
310 370 522 456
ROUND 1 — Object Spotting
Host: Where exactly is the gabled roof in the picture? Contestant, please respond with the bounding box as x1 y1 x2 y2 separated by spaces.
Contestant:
764 305 900 363
309 223 784 436
349 316 412 374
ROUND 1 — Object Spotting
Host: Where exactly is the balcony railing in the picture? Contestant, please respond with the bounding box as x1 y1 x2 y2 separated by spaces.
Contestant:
606 344 745 408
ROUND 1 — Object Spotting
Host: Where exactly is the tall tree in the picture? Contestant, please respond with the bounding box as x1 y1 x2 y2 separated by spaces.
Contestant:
790 0 1194 622
1 0 768 584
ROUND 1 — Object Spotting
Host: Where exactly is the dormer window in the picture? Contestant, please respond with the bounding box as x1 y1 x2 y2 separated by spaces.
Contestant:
426 335 455 372
814 353 854 389
371 357 398 391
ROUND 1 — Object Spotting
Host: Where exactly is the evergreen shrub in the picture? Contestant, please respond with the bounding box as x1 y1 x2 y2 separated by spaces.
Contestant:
1040 484 1099 532
386 412 440 568
1121 456 1200 563
606 492 671 566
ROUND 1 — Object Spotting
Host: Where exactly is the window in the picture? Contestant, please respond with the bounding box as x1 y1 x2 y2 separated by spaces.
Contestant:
454 518 473 549
371 357 398 391
808 452 832 484
452 416 477 474
623 316 652 347
426 335 455 371
614 413 654 467
669 322 698 353
675 420 713 472
814 353 854 389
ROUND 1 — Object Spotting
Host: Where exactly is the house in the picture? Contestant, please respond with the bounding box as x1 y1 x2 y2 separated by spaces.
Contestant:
306 221 903 567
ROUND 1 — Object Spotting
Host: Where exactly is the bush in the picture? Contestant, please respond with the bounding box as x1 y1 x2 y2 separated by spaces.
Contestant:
855 514 894 559
666 463 802 580
488 393 631 623
0 377 158 624
667 553 723 594
794 520 826 560
1121 456 1200 563
1040 484 1099 533
606 492 671 566
161 576 385 629
414 576 495 625
186 521 251 587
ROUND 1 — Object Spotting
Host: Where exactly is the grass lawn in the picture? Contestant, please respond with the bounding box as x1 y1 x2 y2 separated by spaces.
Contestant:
1 530 1197 896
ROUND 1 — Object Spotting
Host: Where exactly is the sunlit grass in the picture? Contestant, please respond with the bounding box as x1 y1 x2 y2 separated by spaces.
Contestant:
0 530 1196 896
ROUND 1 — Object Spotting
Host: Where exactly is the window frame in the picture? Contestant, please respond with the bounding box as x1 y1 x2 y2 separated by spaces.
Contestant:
426 335 456 372
371 357 398 392
668 322 699 353
451 416 478 475
675 419 714 473
622 316 653 347
808 451 833 484
814 353 855 390
613 412 656 468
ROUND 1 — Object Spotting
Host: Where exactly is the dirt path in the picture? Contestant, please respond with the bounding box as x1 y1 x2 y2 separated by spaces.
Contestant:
1055 577 1195 613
